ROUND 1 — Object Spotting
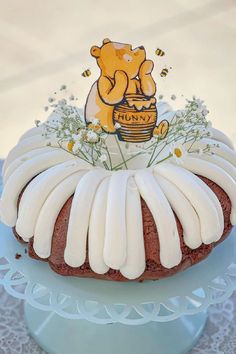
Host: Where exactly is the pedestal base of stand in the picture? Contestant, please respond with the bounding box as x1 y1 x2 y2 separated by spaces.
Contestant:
25 303 207 354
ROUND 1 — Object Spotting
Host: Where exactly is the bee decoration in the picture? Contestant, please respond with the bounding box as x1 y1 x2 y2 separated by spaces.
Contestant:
160 68 168 77
160 67 172 77
155 48 165 57
81 69 91 78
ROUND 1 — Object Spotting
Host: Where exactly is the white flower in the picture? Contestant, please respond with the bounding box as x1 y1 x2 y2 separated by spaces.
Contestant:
34 119 41 127
72 142 82 154
58 99 67 106
64 129 70 136
170 143 187 164
114 122 121 129
92 118 100 125
86 130 99 143
99 154 107 162
202 108 209 116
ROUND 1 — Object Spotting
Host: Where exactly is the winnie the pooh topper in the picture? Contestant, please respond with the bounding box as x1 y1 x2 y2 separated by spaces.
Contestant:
85 38 168 143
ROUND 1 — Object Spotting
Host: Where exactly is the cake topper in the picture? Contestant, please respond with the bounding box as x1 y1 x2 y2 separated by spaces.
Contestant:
38 39 213 171
85 38 169 143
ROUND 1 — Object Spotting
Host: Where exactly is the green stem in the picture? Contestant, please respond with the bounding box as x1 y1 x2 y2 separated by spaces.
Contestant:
147 140 166 167
103 142 113 170
155 153 173 165
56 143 94 166
112 151 144 170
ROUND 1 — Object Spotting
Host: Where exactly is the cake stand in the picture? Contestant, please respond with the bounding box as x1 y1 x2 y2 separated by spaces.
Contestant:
1 221 236 354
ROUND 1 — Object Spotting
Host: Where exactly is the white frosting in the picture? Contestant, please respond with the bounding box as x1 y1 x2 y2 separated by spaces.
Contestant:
88 178 110 274
0 149 74 226
64 169 109 267
155 164 222 244
104 171 132 270
197 153 236 182
191 139 236 168
19 126 44 143
180 156 236 224
2 134 54 175
16 159 91 241
1 115 236 279
135 169 182 268
120 177 145 279
209 127 234 150
154 174 202 249
3 147 54 185
34 172 85 258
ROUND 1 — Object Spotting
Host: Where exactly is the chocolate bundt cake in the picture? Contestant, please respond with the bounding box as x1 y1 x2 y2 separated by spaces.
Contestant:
0 39 236 281
0 110 236 281
13 174 232 281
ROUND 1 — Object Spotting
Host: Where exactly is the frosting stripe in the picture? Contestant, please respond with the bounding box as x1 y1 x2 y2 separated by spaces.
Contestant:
191 139 236 168
88 178 110 274
135 170 182 268
181 157 236 225
2 134 57 174
154 173 202 249
185 170 224 241
194 153 236 182
0 149 73 226
33 172 85 258
3 147 54 185
19 126 44 142
104 171 132 270
64 169 109 268
209 127 234 150
120 177 145 279
15 160 91 241
155 163 221 244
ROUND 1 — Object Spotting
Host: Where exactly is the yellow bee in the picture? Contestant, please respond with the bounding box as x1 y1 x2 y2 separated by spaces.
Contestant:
81 69 91 77
160 68 169 77
155 48 165 57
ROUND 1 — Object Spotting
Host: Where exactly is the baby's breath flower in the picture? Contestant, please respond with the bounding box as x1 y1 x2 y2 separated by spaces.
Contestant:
72 142 82 154
171 94 176 100
48 97 54 103
92 118 100 125
34 119 41 127
58 99 67 107
85 130 99 143
114 122 121 129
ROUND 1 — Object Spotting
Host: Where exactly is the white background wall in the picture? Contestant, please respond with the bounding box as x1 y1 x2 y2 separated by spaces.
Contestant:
0 0 236 157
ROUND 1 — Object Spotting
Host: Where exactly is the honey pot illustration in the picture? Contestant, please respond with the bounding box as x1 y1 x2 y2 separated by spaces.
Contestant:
85 38 169 143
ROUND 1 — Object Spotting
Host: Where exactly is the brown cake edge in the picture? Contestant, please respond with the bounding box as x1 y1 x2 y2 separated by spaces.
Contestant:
13 175 233 281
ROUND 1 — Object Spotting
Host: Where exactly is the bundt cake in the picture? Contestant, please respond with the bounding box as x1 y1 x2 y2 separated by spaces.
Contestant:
0 39 236 281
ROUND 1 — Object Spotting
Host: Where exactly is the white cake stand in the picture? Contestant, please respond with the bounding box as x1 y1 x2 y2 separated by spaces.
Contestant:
0 221 236 354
